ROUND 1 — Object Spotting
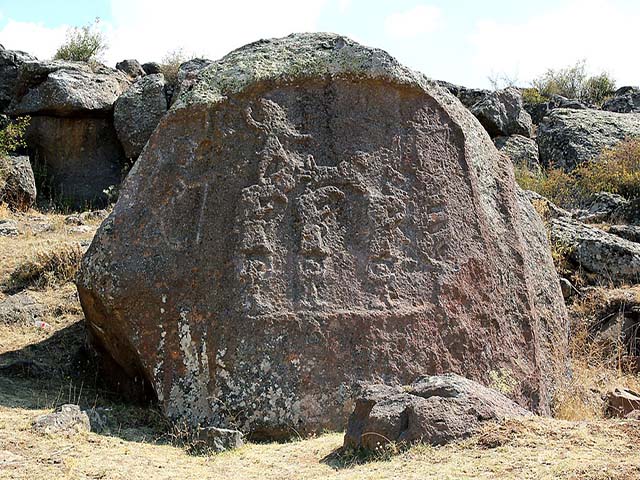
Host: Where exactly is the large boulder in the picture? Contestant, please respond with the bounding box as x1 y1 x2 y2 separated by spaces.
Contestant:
114 74 168 159
26 116 125 208
0 154 36 210
470 87 533 138
77 33 568 438
0 46 36 112
537 108 640 170
9 60 130 116
343 373 531 449
603 87 640 114
493 135 540 173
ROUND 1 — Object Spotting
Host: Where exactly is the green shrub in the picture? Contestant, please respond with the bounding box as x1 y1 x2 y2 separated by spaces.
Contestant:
0 116 29 157
54 18 108 62
521 88 546 105
531 60 616 106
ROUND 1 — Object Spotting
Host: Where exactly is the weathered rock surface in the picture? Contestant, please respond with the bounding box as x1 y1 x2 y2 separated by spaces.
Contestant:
0 46 36 112
605 387 640 418
551 216 640 283
608 225 640 243
116 59 145 79
343 374 531 449
114 74 168 159
32 404 91 435
537 108 640 170
26 116 126 208
169 58 213 105
470 87 533 138
0 155 36 210
603 87 640 114
574 192 630 224
9 60 130 116
77 33 568 438
493 135 540 172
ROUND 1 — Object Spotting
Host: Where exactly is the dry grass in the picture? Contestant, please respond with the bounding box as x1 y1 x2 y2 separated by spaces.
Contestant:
553 285 640 420
2 205 640 479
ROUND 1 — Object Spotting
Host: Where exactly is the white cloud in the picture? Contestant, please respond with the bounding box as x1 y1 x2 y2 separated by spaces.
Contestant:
384 4 442 39
469 0 640 87
0 0 328 66
0 20 67 59
105 0 328 65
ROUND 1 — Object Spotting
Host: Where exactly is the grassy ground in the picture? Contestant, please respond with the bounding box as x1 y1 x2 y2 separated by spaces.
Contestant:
1 207 640 479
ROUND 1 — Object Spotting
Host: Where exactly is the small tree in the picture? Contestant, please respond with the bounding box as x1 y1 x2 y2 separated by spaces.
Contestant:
0 116 29 158
54 18 108 62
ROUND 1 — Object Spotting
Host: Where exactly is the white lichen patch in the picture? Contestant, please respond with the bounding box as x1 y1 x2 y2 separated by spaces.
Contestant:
166 310 213 424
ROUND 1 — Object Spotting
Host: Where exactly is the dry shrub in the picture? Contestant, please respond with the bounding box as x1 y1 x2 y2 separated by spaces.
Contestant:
9 243 83 290
516 138 640 208
553 287 640 420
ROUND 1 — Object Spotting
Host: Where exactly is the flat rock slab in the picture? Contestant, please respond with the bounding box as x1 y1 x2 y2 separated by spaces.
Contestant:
344 373 531 450
77 33 567 439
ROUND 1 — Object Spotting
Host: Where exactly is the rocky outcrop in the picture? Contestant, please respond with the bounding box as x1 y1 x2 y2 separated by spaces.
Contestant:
77 33 568 439
343 374 531 449
114 74 168 159
603 87 640 114
26 116 125 207
470 88 533 138
0 154 36 210
537 108 640 170
9 60 130 208
574 192 630 224
608 225 640 243
0 46 36 112
142 62 161 75
0 293 45 324
116 59 145 79
551 216 640 283
493 135 540 172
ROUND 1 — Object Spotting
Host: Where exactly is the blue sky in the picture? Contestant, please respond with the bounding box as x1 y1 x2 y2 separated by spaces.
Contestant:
0 0 638 88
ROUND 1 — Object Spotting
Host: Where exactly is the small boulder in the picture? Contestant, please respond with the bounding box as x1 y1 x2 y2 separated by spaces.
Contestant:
493 135 540 173
115 59 145 79
141 62 162 75
343 373 531 450
0 154 36 210
559 277 574 299
550 216 640 283
0 293 46 325
537 108 640 170
32 404 91 435
470 87 533 138
0 219 19 236
114 74 168 159
193 426 244 453
575 192 630 224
